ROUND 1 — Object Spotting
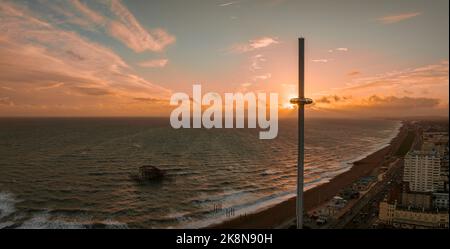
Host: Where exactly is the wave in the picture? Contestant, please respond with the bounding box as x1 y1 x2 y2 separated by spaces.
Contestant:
304 120 403 190
0 192 16 219
0 118 404 229
175 190 296 229
17 211 128 229
179 121 404 228
0 191 20 228
0 193 128 229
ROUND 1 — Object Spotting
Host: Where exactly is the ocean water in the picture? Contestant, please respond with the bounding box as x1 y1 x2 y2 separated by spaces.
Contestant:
0 118 401 228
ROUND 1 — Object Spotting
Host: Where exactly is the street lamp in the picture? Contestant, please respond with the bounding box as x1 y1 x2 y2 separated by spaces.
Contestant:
290 37 313 229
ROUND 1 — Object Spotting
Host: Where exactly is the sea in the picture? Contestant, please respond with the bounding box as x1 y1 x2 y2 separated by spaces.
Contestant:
0 117 401 228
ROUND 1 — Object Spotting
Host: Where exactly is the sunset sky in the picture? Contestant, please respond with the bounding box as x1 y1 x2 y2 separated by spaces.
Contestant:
0 0 448 117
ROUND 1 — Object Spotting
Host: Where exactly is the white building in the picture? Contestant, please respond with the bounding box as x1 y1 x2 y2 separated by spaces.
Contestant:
404 150 442 192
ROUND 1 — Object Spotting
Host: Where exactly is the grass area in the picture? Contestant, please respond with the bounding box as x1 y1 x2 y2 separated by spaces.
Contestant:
395 131 416 156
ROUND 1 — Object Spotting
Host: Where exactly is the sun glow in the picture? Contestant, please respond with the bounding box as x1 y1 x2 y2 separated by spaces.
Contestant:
282 102 295 110
281 93 298 110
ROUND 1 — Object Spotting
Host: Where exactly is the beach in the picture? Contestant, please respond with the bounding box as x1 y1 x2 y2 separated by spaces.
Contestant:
209 122 408 229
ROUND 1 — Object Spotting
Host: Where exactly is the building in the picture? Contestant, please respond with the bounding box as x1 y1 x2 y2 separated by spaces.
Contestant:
379 129 449 229
352 176 377 192
379 200 449 229
433 193 449 210
403 150 443 192
441 154 449 192
401 192 432 210
330 196 347 209
422 131 449 155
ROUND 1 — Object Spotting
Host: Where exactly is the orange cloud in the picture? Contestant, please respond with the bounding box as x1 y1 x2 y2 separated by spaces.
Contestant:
309 94 445 117
307 61 449 117
328 47 349 52
250 54 266 71
138 59 169 68
230 37 279 53
312 59 330 63
347 71 361 76
39 0 175 52
102 0 176 52
342 60 448 92
253 73 272 81
377 12 422 24
71 0 105 25
0 97 14 106
0 2 172 116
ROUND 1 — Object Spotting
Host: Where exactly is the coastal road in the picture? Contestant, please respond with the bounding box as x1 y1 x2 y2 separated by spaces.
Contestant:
330 158 404 229
332 123 420 229
277 157 404 229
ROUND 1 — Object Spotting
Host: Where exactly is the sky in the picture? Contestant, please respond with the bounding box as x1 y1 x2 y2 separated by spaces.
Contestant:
0 0 448 117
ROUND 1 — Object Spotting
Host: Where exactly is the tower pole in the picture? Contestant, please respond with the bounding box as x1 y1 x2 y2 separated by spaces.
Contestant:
297 37 305 229
290 38 312 229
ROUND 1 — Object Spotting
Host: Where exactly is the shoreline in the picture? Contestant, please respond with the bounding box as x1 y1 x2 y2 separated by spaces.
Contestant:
208 121 408 229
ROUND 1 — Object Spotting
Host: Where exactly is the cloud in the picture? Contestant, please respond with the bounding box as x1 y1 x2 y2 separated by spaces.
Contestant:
377 12 422 24
23 0 175 53
328 48 349 53
71 0 105 25
248 54 270 82
347 71 361 76
315 96 331 104
312 59 329 63
250 54 266 71
310 60 448 117
231 37 277 82
311 94 444 117
71 86 115 96
315 94 439 109
0 97 14 106
35 82 65 91
0 1 172 114
315 95 350 104
363 95 439 109
342 60 449 92
0 86 14 91
253 73 272 81
101 0 176 52
249 37 279 50
231 37 279 53
219 2 237 7
131 97 168 106
138 59 169 68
